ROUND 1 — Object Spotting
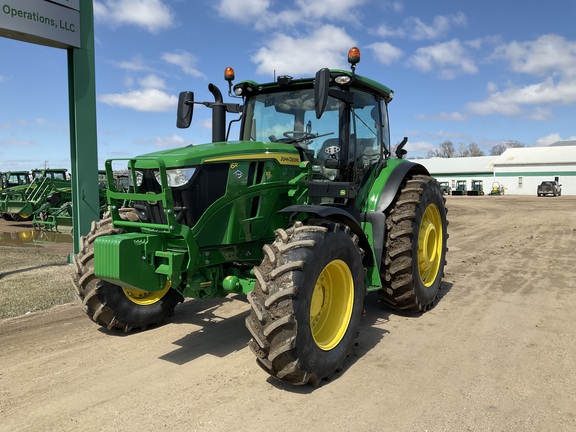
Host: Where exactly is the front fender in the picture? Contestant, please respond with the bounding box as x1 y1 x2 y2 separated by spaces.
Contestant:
278 205 374 267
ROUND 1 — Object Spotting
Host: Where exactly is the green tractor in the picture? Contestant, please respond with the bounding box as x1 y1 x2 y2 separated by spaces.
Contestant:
0 171 31 220
0 170 31 190
31 170 108 232
439 181 451 195
466 179 484 196
0 168 69 222
72 48 448 386
451 180 467 196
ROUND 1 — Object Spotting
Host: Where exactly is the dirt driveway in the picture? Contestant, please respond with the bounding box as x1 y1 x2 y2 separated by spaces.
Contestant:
1 196 575 432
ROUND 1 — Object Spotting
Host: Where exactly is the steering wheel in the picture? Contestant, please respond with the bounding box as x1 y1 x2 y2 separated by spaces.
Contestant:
283 131 316 141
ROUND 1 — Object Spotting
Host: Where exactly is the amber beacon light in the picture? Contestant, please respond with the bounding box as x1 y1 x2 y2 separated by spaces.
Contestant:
348 47 361 67
224 67 235 82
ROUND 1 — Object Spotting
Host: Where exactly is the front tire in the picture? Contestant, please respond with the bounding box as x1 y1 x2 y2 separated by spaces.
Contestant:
246 221 365 386
71 215 182 332
380 175 448 312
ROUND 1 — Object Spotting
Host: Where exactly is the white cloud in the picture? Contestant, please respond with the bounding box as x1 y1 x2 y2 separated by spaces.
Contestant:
94 0 175 33
98 89 178 112
217 0 270 24
161 51 204 78
466 77 576 116
486 81 498 93
535 133 562 146
464 35 576 118
216 0 367 30
402 140 436 154
153 134 186 148
416 112 468 122
139 74 167 90
527 107 552 121
373 12 467 41
385 1 404 13
367 42 403 65
373 24 405 38
494 34 576 78
115 55 153 72
0 139 34 146
408 39 478 79
535 133 576 146
294 0 368 21
407 12 467 40
252 25 356 76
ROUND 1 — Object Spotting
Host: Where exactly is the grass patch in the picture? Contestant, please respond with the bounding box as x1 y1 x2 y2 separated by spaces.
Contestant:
0 246 75 319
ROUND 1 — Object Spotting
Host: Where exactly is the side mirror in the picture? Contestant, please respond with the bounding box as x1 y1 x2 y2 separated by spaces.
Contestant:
395 137 408 159
314 68 330 119
177 91 194 129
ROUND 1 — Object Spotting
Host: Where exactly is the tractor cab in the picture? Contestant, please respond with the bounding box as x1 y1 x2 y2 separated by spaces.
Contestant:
467 179 484 196
31 169 68 181
1 171 31 189
177 48 395 209
237 75 391 202
452 180 467 195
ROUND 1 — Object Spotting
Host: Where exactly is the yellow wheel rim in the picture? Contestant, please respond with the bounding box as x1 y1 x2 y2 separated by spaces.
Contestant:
310 259 354 351
122 280 171 306
418 204 443 287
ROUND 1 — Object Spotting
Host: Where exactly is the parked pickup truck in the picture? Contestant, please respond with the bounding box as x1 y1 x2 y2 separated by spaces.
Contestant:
537 181 562 197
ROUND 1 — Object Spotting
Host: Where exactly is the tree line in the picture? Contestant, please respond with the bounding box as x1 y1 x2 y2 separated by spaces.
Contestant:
426 140 525 158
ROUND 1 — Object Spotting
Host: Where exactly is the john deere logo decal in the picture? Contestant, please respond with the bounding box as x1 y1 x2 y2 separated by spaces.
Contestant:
340 189 346 196
205 153 301 166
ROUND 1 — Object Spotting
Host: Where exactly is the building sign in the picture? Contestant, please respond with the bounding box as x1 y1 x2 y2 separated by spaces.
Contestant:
48 0 80 11
0 0 80 48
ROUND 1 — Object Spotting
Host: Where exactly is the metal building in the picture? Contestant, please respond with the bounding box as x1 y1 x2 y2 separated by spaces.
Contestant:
412 144 576 196
492 145 576 195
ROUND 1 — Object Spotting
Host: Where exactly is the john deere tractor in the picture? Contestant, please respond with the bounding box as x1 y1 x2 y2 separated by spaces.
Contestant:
72 48 448 386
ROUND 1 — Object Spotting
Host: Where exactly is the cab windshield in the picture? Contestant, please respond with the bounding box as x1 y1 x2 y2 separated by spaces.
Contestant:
242 87 388 179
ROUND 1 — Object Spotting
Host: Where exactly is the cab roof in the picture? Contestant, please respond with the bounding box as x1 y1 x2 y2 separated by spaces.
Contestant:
234 69 394 103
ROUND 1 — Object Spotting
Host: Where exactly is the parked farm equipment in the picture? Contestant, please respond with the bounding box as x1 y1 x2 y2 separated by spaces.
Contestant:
0 169 69 222
489 182 505 195
451 180 467 195
439 181 451 195
0 171 31 190
467 180 484 196
0 168 107 231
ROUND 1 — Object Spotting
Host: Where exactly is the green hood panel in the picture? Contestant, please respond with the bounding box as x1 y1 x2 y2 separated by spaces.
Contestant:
132 141 302 169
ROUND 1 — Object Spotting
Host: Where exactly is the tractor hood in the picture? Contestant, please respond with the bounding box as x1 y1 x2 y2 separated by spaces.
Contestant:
129 140 303 169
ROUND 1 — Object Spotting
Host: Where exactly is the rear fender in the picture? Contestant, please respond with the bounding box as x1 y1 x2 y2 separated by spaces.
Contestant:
363 160 430 269
372 160 429 213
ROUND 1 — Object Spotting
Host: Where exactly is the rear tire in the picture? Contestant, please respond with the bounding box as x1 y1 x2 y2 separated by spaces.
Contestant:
246 220 365 386
71 215 182 332
380 175 448 312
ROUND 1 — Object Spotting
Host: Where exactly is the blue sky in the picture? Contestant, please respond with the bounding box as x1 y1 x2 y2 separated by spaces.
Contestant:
1 0 576 172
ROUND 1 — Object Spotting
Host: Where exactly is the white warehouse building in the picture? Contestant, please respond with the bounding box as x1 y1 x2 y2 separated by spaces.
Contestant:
412 144 576 196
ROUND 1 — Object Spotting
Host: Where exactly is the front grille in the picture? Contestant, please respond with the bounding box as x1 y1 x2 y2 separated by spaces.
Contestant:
133 164 228 227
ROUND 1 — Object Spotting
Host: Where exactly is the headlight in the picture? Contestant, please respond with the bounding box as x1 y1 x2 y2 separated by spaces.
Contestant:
128 170 144 187
154 168 196 187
